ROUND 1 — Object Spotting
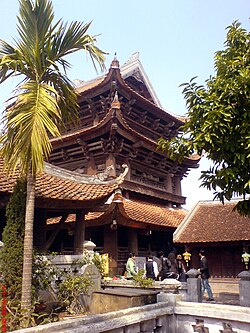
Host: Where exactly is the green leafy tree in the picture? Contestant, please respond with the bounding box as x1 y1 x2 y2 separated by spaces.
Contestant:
0 0 105 312
159 21 250 216
0 179 26 303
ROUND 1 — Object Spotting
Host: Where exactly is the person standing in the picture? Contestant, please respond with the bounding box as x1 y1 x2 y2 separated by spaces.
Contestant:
158 251 171 280
198 249 214 301
126 253 137 279
176 254 187 282
144 255 159 280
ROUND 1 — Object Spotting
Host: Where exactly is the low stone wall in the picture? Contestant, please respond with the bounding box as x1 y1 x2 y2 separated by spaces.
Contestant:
102 278 183 292
11 302 173 333
174 301 250 333
11 297 250 333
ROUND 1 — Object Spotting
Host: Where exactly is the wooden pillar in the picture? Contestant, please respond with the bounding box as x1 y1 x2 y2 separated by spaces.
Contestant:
103 224 118 276
33 208 47 252
127 228 138 255
165 174 173 193
73 210 85 254
175 176 182 196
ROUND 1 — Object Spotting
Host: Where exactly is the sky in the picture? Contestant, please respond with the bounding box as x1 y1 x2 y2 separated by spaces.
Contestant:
0 0 249 210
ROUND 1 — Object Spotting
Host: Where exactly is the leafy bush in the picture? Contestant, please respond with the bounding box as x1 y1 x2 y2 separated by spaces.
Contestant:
132 269 154 288
58 273 93 314
80 251 109 277
33 252 59 291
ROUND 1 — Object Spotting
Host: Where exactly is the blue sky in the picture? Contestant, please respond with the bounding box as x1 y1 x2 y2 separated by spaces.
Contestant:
0 0 249 209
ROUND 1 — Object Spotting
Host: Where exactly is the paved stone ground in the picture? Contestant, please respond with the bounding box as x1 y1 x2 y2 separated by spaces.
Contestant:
203 278 240 305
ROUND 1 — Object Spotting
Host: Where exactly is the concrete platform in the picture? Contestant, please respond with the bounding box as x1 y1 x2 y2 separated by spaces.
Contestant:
90 288 160 314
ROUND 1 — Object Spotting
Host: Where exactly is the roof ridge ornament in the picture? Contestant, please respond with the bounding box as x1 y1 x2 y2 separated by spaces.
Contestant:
111 91 121 109
44 162 128 185
115 164 129 185
123 52 140 66
110 53 120 69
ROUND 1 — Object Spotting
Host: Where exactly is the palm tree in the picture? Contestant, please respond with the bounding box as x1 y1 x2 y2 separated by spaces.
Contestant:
0 0 105 312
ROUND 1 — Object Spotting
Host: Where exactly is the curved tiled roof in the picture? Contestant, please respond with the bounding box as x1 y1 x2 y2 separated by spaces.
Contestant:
121 199 186 228
47 197 187 228
0 159 127 201
173 200 250 243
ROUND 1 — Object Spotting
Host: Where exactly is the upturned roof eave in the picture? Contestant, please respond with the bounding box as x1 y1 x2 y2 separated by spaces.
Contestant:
76 58 184 127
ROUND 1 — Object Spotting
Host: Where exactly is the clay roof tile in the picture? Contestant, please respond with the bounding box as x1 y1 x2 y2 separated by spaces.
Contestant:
173 200 250 243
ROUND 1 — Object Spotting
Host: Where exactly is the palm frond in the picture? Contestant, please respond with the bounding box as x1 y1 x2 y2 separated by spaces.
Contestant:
50 21 106 72
0 0 106 176
15 0 54 75
0 80 61 175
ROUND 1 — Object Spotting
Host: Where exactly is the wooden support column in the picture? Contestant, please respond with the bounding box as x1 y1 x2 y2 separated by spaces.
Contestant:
165 174 173 193
73 210 85 254
104 224 118 276
127 228 138 255
175 176 182 196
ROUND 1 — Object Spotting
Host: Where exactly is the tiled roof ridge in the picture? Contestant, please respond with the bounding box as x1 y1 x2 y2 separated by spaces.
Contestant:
173 201 200 242
44 162 128 185
0 157 120 202
198 198 243 205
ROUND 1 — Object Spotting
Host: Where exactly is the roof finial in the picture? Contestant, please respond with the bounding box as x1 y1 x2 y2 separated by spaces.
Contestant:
111 91 121 109
110 52 120 69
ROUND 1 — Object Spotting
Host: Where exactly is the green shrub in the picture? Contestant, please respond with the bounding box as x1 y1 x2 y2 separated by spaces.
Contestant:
58 273 93 314
80 251 109 277
33 252 59 291
132 269 154 288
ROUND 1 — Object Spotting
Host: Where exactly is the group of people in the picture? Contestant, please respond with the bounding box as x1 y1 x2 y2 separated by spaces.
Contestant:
125 251 187 282
125 249 214 301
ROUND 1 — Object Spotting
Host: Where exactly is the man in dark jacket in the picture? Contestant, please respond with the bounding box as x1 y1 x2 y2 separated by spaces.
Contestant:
145 255 159 280
158 251 171 280
198 249 214 301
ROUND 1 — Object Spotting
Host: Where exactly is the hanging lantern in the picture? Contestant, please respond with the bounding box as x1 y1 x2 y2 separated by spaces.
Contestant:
183 250 191 266
242 251 250 270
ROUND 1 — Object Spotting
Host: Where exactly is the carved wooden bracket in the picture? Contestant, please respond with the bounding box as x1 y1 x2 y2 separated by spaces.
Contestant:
101 137 124 155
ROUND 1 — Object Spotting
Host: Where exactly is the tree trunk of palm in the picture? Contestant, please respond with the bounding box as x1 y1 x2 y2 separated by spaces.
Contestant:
21 170 36 312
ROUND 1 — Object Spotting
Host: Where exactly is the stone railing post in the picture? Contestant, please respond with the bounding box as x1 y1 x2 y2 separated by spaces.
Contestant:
186 268 202 302
238 270 250 307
